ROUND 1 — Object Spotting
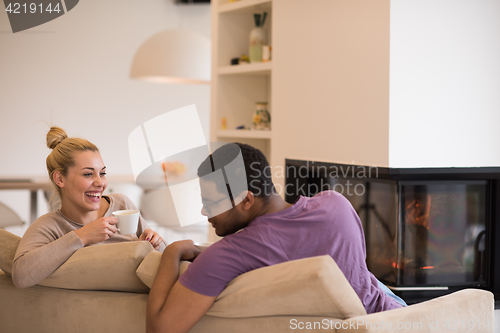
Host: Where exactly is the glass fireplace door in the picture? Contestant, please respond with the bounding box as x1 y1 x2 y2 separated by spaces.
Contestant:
396 181 488 287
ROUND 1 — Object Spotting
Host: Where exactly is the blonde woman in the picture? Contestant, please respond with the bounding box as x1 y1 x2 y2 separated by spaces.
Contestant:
12 127 164 288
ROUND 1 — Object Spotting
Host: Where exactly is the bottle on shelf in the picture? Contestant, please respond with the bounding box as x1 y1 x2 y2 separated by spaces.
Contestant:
249 12 268 63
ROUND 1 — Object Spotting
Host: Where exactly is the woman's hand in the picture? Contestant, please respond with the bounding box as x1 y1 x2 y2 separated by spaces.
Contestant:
74 217 118 246
139 229 164 250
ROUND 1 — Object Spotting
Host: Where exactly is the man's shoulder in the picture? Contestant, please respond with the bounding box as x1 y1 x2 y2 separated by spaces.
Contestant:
191 236 248 268
203 236 241 256
313 190 345 199
301 191 357 221
311 190 352 206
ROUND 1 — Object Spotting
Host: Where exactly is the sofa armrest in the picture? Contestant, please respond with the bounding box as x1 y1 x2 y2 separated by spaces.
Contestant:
338 289 494 333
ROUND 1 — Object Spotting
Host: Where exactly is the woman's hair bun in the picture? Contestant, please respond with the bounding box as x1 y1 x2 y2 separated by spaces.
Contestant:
46 127 68 149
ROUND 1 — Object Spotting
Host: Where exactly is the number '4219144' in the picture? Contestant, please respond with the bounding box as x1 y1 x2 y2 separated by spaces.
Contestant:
443 319 493 329
5 2 61 14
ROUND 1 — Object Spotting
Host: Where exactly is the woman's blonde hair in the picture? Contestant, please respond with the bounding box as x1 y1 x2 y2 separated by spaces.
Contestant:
46 127 99 198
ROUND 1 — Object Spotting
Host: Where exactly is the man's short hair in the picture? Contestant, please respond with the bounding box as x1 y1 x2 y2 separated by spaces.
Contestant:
197 143 276 203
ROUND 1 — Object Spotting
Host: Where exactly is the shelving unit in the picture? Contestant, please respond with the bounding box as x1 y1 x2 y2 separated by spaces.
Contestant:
218 62 271 76
218 0 272 14
217 129 272 139
210 0 273 159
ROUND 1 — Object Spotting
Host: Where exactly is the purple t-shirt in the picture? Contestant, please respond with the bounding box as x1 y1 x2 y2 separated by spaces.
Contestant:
179 190 402 313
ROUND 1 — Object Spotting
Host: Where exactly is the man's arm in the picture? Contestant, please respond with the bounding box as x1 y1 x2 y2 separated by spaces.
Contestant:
147 240 217 333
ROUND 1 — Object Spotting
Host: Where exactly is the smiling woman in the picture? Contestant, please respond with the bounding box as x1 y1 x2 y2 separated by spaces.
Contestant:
11 127 165 289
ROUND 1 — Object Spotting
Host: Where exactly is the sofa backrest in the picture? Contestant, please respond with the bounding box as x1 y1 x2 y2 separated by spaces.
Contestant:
0 229 153 292
38 241 153 293
207 255 367 319
137 252 367 319
2 227 368 320
0 229 21 275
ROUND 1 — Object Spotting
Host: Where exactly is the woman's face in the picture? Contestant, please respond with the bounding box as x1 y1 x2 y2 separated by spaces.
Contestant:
57 150 107 213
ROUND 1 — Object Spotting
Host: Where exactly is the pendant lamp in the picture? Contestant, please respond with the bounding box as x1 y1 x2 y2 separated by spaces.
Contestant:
130 30 211 84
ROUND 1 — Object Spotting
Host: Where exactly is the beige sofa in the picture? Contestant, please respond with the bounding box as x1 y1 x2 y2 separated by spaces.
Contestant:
0 229 495 333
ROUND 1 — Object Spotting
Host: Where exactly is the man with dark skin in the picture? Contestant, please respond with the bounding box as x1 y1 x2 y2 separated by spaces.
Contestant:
146 183 290 332
146 143 404 333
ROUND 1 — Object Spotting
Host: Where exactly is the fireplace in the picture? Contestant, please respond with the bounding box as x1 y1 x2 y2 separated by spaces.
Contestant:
285 160 500 303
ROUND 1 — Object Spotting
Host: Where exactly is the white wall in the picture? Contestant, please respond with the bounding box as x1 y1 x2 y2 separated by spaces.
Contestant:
0 0 211 223
272 0 390 192
389 0 500 167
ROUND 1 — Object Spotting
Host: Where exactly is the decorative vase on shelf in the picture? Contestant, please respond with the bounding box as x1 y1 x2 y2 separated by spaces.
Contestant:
253 102 270 130
249 12 267 63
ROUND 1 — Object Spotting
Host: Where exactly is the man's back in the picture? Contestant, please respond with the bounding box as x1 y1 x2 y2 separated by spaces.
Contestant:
179 190 402 313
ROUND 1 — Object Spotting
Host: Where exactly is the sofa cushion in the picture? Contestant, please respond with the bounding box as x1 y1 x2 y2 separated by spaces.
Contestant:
0 229 21 275
136 250 191 287
38 241 154 293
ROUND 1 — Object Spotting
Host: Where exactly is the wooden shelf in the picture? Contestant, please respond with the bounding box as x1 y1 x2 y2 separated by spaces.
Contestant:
218 62 272 76
217 129 272 139
212 0 273 165
218 0 272 14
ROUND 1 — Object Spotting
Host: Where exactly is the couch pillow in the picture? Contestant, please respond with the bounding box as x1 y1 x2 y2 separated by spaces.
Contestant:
136 250 190 288
38 241 154 293
0 229 21 275
207 255 367 319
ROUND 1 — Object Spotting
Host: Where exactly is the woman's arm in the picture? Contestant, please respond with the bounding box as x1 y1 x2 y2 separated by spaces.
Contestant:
12 213 124 288
11 221 83 288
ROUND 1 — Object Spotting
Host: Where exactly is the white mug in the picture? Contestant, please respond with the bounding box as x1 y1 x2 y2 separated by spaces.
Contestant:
112 210 140 235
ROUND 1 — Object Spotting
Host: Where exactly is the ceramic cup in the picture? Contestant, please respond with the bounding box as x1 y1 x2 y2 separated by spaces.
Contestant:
112 210 140 235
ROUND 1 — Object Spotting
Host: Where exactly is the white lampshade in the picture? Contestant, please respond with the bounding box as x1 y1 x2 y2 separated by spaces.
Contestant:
130 30 211 84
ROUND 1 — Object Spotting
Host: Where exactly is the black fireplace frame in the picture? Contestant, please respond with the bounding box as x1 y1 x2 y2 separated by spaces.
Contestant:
285 159 500 302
